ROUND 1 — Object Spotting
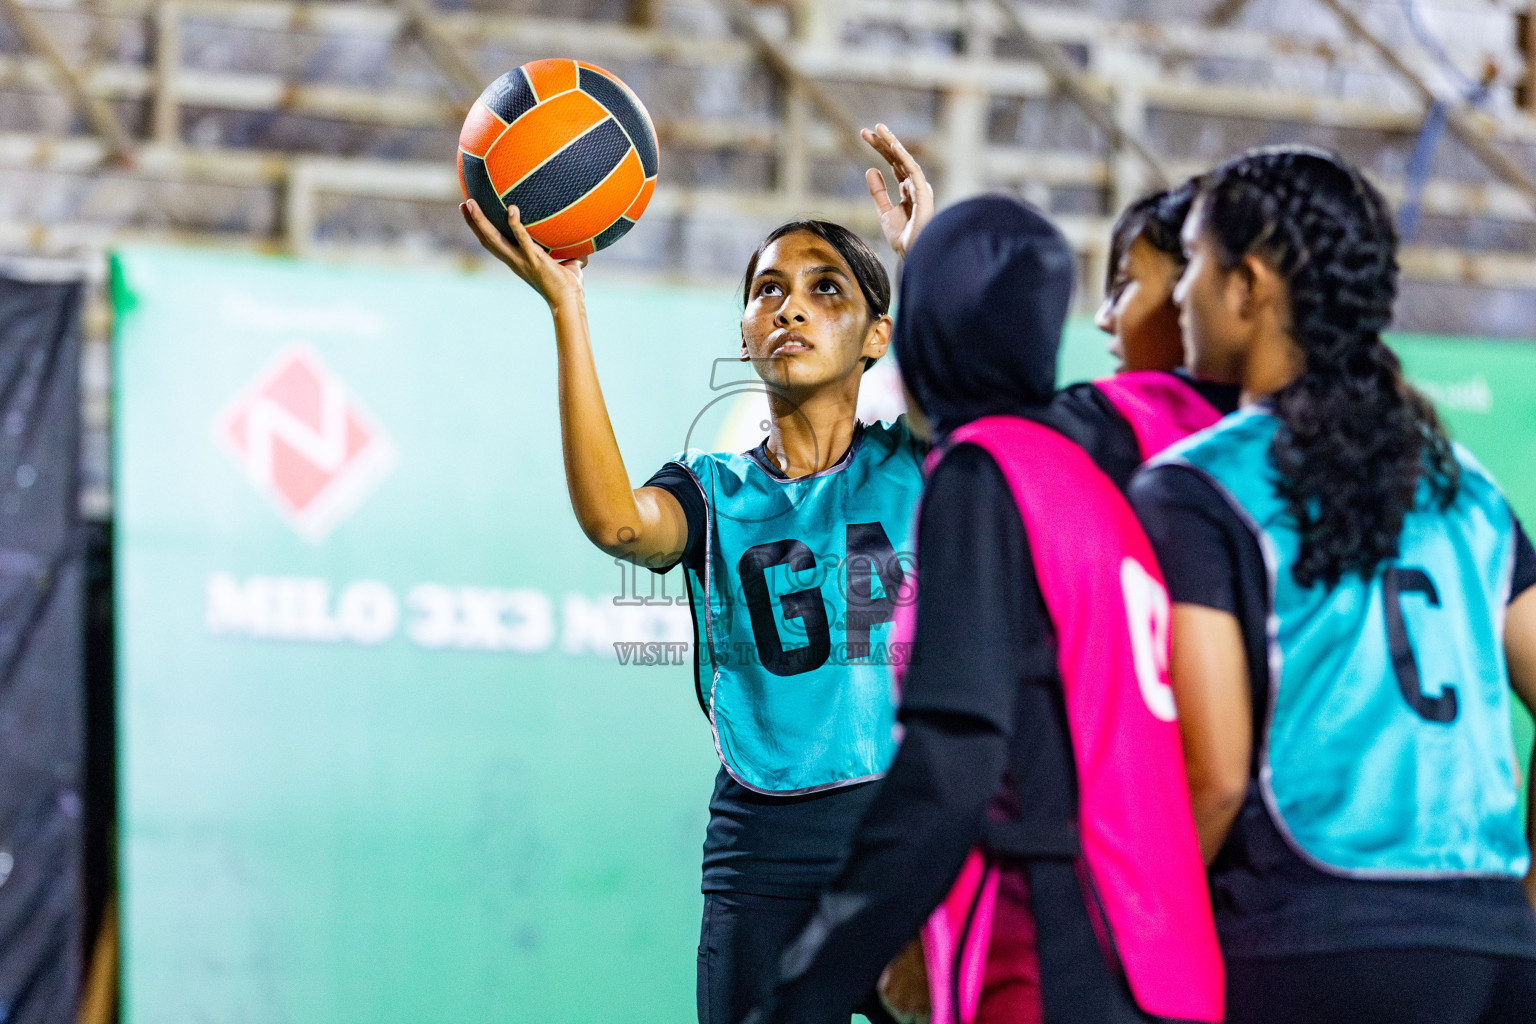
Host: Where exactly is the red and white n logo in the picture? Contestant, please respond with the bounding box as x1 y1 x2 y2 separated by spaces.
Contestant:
215 344 395 542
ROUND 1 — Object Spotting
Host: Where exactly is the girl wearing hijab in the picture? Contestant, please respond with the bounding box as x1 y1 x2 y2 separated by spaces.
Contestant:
1131 146 1536 1023
462 125 933 1024
744 196 1223 1024
871 183 1244 1024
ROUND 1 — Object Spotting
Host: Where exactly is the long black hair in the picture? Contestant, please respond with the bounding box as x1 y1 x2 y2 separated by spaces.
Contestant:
1105 180 1196 293
741 220 891 370
1196 146 1458 588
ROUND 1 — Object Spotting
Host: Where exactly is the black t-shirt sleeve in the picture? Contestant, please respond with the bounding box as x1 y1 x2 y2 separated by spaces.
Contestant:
1513 515 1536 600
639 463 705 575
1045 382 1142 493
1129 463 1244 615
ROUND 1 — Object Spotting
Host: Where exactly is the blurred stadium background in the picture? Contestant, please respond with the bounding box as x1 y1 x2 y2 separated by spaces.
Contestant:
1 1 1536 1023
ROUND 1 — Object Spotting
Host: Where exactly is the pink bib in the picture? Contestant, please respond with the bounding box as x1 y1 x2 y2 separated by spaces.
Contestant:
1094 370 1222 461
892 416 1223 1024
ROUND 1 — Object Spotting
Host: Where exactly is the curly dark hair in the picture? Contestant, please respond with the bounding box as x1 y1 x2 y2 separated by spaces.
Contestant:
1196 146 1459 588
1105 180 1197 293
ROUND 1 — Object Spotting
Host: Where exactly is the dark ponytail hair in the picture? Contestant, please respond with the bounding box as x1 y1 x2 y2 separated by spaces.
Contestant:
1105 180 1196 292
742 220 891 370
1196 146 1458 588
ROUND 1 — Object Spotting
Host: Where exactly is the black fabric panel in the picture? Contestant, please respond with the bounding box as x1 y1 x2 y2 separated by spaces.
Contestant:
78 525 112 988
593 216 636 253
1225 946 1536 1024
506 118 631 225
698 891 897 1024
0 274 85 1024
459 153 508 226
1047 383 1143 493
896 446 1038 731
478 68 537 125
640 464 703 575
1027 860 1151 1024
1512 516 1536 600
579 68 659 177
700 769 882 899
743 717 1006 1023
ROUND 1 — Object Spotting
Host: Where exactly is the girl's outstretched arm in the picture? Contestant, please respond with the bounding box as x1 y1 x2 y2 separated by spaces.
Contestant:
462 199 688 568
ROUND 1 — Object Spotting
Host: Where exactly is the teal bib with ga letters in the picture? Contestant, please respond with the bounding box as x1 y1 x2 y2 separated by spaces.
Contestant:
671 419 924 794
1164 407 1529 878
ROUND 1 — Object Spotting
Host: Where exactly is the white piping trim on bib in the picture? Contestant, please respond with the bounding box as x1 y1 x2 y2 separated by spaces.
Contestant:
675 456 886 798
1169 451 1522 882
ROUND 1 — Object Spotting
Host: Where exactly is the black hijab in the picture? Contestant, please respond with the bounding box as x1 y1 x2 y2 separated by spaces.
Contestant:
894 196 1075 437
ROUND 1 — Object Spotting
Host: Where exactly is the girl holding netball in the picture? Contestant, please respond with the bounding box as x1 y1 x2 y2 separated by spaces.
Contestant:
462 125 932 1024
1132 146 1536 1023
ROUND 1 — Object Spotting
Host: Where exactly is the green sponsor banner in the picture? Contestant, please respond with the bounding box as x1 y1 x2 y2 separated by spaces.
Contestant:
115 245 1536 1024
114 246 742 1024
1391 333 1536 764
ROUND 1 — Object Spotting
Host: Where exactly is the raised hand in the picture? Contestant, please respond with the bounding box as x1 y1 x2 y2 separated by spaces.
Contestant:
460 199 586 310
862 123 935 260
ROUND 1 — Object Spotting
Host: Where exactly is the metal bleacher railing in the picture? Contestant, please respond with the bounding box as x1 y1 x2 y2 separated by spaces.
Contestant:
0 0 1532 291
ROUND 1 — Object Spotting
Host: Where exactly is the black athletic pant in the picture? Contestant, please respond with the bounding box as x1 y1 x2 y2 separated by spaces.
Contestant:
698 891 898 1024
1227 948 1536 1024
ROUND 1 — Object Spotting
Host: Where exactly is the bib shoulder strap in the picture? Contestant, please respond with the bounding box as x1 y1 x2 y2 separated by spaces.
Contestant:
1094 370 1223 462
1163 407 1284 528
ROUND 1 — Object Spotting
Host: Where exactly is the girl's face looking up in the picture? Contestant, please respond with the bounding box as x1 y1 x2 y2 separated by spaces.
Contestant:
1095 235 1186 373
740 231 890 392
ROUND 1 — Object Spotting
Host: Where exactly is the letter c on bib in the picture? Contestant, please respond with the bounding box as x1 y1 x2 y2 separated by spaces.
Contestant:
1121 557 1177 722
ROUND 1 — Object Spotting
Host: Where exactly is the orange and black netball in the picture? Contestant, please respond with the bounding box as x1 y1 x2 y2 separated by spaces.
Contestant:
457 59 659 261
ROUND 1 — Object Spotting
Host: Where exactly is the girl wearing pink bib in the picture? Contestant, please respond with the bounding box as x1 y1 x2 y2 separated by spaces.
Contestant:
1051 184 1237 491
745 197 1222 1024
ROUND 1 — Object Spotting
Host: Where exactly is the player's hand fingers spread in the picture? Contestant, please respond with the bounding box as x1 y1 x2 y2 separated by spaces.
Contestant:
463 200 502 242
881 123 915 162
505 204 542 255
875 124 920 181
462 201 529 272
504 207 560 277
505 206 587 303
461 200 504 253
866 167 896 216
863 126 905 179
876 124 934 213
